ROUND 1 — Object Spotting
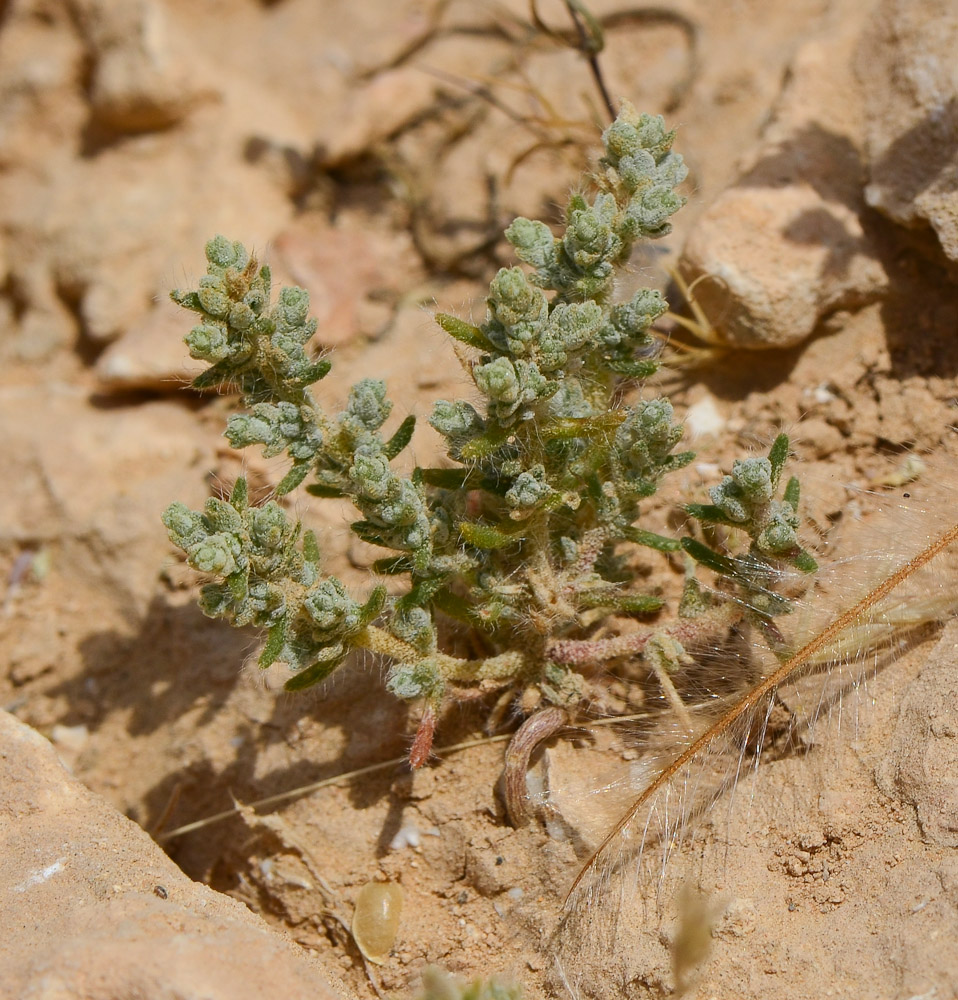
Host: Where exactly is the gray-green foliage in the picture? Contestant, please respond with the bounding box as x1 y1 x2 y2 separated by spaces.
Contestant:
163 479 386 687
163 103 817 757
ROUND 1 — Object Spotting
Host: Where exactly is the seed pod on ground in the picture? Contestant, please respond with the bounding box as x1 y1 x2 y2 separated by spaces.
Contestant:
352 881 403 964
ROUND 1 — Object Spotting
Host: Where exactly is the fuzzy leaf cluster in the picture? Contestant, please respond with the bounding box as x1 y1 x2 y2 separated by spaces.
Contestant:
162 105 817 756
174 235 329 402
162 478 384 688
683 434 818 621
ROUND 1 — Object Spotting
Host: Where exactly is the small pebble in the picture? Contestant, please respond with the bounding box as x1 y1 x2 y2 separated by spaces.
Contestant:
389 825 421 850
685 395 725 438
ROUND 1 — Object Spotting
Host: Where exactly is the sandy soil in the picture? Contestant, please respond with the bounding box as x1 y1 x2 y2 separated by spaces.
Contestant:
2 1 958 998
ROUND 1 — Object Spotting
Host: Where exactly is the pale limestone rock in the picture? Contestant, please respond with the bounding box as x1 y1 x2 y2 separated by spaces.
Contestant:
678 9 888 348
0 709 347 1000
680 184 887 348
0 389 211 613
272 219 420 349
856 0 958 265
73 0 215 133
878 620 958 847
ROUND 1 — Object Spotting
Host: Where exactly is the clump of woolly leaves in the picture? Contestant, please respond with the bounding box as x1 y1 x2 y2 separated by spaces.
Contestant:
163 102 816 761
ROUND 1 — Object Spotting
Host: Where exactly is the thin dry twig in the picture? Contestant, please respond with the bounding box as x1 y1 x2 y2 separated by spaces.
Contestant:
567 517 958 899
157 713 662 843
502 706 569 826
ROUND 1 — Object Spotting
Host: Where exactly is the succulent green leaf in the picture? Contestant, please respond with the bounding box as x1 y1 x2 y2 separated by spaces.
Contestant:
305 483 346 498
622 526 682 552
605 359 659 378
612 594 664 613
384 415 416 460
302 529 321 565
258 620 287 668
685 503 737 525
783 475 801 511
542 411 624 441
459 521 524 550
436 312 494 350
767 433 790 487
578 591 663 613
227 570 248 602
276 462 311 496
458 425 512 461
351 520 394 548
190 359 237 391
680 537 739 578
792 549 818 574
229 477 249 512
299 359 332 384
358 585 388 627
284 648 348 691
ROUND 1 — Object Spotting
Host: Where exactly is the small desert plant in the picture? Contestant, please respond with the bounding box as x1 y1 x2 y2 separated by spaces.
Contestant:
162 102 816 766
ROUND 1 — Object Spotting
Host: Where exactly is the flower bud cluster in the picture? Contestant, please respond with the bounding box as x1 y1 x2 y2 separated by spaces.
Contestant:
174 236 327 404
504 102 687 304
226 401 323 461
613 399 691 494
709 457 801 556
163 479 384 684
600 105 690 240
386 657 445 702
350 446 433 559
505 464 553 512
601 288 668 358
473 355 553 424
428 400 485 453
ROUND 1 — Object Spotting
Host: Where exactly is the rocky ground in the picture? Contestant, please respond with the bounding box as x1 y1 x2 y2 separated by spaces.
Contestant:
2 1 958 998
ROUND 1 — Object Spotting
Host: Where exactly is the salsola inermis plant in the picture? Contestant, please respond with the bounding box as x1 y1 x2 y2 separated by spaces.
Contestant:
162 103 817 767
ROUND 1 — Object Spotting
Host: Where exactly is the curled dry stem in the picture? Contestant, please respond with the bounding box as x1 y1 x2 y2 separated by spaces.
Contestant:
502 706 570 826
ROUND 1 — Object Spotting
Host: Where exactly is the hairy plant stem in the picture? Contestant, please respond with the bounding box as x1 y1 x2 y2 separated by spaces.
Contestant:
547 600 743 668
524 511 577 632
355 625 529 683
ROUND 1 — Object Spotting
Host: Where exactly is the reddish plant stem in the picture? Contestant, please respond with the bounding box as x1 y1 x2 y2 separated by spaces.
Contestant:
547 601 742 668
408 705 437 769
